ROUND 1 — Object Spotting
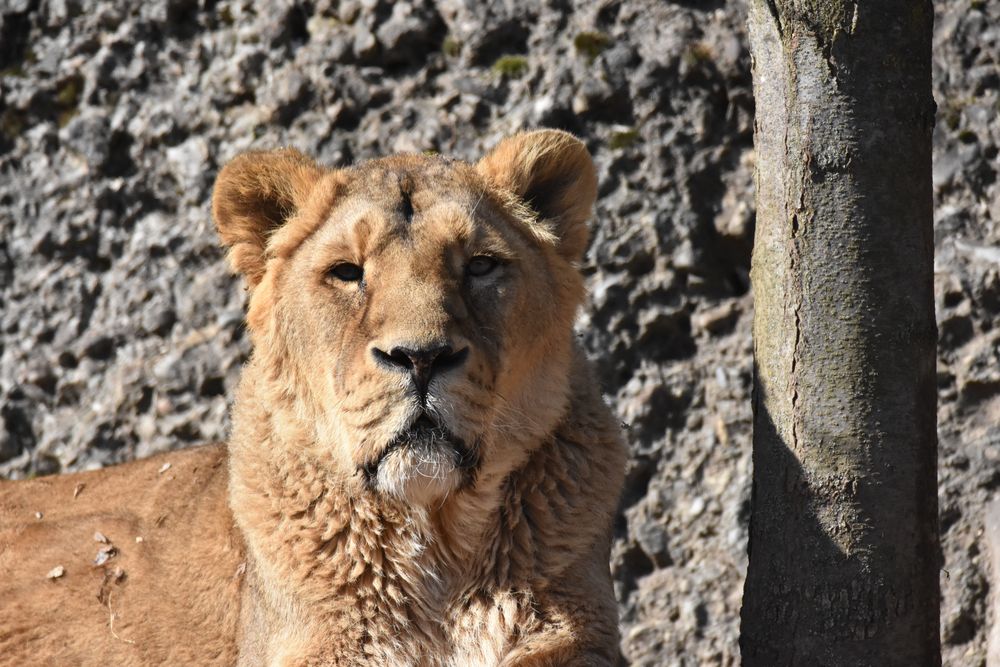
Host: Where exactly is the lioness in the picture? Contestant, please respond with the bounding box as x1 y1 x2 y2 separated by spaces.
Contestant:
0 130 626 666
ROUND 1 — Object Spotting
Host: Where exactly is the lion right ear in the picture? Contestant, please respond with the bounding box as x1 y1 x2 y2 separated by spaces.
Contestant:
212 148 324 287
476 130 597 262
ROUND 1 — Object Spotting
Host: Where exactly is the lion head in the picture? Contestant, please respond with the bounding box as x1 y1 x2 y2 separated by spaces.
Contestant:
212 130 597 506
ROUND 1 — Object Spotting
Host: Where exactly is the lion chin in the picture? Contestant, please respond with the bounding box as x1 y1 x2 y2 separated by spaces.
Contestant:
363 414 480 504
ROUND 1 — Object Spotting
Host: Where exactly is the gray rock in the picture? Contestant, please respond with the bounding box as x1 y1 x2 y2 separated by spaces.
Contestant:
375 1 443 65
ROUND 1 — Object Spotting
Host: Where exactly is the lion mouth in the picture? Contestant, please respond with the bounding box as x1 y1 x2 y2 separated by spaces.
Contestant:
360 413 480 487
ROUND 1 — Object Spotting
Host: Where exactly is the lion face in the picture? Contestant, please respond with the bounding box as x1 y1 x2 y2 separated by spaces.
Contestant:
213 131 597 505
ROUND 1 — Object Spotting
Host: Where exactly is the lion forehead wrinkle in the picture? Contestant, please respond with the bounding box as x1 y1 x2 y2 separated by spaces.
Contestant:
318 205 384 258
417 199 474 223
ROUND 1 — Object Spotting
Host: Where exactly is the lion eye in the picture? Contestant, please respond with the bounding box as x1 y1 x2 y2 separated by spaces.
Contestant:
329 262 364 282
466 256 499 277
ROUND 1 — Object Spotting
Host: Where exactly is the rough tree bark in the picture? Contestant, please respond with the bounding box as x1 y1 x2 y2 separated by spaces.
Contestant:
740 2 939 665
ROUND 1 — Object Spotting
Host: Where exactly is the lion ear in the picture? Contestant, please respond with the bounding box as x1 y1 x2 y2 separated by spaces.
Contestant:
212 148 324 287
476 129 597 262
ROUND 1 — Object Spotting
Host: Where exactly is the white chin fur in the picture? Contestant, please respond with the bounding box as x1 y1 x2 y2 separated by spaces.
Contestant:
374 446 463 505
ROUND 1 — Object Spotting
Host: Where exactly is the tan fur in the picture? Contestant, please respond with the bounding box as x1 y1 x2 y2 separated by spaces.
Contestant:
0 446 243 665
0 130 626 666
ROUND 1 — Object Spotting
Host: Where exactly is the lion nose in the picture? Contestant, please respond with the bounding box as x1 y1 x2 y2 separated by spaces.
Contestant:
372 344 469 398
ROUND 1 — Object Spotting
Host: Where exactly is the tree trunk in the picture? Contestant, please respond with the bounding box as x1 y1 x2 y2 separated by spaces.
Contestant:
739 2 939 665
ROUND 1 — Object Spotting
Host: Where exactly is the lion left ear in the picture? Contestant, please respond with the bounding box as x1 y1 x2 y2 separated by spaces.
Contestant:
476 129 598 262
212 148 324 288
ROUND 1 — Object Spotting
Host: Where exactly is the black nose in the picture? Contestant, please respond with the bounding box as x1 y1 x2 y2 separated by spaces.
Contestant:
372 344 469 398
